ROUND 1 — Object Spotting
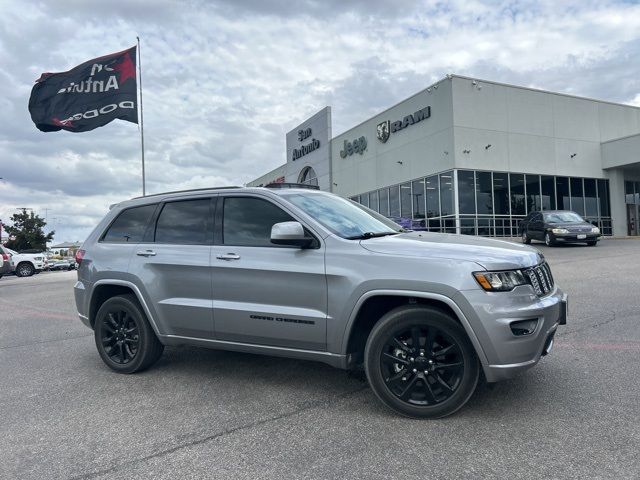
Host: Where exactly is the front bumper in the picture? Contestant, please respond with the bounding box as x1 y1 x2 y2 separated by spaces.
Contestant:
455 285 567 382
551 232 600 243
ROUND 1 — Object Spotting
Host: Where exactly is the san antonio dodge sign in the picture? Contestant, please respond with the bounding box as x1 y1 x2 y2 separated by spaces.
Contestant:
376 106 431 143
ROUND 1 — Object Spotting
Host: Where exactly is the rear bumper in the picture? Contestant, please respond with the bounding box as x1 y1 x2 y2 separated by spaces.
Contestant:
456 286 567 382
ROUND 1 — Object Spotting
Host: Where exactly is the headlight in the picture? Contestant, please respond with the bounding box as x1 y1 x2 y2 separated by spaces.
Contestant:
551 228 568 234
591 227 600 234
473 270 527 292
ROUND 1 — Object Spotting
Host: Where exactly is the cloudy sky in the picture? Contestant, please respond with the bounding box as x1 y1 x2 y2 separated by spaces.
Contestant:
1 0 639 243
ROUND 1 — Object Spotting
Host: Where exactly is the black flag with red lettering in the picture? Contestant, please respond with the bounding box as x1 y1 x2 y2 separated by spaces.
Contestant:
28 46 138 133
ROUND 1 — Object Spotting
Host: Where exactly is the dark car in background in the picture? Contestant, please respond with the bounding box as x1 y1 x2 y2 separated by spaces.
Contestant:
520 210 600 247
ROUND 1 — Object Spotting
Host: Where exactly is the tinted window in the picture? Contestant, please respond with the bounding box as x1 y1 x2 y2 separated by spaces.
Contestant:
510 174 526 215
458 170 475 215
103 204 156 243
439 172 453 216
426 175 439 218
389 186 400 217
400 182 412 218
541 175 556 211
378 188 389 216
223 197 294 247
476 171 493 214
155 199 210 244
570 177 585 216
493 172 509 215
412 179 426 219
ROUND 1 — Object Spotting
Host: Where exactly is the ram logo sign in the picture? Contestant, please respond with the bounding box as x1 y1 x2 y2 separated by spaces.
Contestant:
376 106 431 143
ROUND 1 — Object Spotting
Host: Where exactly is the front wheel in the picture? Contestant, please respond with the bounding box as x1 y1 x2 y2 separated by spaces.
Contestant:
521 230 531 244
16 262 35 277
94 294 164 374
587 241 598 246
364 306 479 419
544 233 555 247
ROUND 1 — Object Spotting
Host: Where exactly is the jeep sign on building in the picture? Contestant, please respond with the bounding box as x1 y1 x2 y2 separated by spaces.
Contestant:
249 75 640 237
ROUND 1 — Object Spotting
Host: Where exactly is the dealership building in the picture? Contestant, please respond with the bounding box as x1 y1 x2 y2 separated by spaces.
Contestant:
249 75 640 237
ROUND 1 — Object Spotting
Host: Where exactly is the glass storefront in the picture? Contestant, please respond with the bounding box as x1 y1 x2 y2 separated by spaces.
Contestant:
352 169 612 236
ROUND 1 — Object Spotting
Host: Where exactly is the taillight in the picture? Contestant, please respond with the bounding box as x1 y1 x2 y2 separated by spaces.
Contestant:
1 253 8 262
75 249 85 265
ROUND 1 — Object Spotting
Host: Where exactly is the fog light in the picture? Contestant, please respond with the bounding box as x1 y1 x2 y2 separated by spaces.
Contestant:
510 319 539 336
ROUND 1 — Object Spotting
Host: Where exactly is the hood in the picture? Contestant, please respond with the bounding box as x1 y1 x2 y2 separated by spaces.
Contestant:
360 231 542 270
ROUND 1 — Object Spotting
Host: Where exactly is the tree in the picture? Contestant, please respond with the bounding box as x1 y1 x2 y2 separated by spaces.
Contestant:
4 209 54 251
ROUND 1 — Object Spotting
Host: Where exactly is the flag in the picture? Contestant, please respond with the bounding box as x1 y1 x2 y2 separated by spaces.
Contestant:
28 46 138 133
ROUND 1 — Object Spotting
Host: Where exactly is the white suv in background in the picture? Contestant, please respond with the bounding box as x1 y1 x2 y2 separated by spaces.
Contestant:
6 248 47 277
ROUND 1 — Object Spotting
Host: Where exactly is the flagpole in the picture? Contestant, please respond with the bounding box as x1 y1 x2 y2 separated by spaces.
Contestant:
137 36 146 196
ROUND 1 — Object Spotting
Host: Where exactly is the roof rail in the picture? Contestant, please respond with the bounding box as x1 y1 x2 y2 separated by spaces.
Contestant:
265 182 320 190
132 186 242 200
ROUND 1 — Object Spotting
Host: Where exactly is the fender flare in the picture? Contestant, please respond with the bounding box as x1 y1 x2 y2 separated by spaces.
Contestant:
341 289 489 366
91 279 162 336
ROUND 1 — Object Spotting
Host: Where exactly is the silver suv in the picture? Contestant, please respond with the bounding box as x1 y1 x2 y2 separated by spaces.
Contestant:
74 184 567 418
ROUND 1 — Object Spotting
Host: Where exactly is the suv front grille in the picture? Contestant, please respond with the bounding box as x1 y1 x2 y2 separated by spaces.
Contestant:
524 262 554 296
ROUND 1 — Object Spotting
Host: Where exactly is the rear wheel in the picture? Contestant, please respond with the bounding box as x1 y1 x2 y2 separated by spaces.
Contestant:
16 262 35 277
364 306 479 419
94 294 164 374
521 230 531 244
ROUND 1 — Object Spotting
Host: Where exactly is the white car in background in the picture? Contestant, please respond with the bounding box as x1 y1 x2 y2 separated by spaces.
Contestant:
6 248 47 277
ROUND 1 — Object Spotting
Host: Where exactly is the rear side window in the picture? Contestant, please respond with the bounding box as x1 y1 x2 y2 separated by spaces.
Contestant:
102 204 156 243
155 199 211 244
223 197 294 247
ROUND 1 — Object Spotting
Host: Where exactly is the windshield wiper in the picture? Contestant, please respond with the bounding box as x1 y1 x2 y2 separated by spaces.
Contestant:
346 231 401 240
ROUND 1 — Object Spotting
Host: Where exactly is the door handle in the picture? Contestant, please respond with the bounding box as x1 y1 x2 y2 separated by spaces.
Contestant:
216 253 240 261
136 250 157 257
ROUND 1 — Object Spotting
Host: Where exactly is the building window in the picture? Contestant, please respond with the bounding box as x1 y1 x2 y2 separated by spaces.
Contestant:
412 179 426 219
361 192 370 208
493 172 509 215
556 177 570 210
598 180 610 216
476 171 493 215
298 167 318 186
439 171 453 216
584 178 598 217
570 177 585 216
379 188 389 216
510 173 526 216
389 185 400 217
400 182 412 218
541 175 556 211
526 174 541 213
369 190 379 212
458 170 475 215
426 175 439 218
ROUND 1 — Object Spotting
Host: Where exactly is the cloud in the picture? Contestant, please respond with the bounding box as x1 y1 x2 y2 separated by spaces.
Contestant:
1 0 639 242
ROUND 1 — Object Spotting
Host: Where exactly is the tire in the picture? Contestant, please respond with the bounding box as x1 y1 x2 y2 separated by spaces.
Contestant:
521 230 531 244
94 294 164 374
544 233 555 247
587 241 598 246
364 306 480 419
16 262 35 277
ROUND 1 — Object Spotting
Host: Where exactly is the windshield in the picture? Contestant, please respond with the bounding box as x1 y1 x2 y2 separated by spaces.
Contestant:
282 192 403 239
544 212 585 223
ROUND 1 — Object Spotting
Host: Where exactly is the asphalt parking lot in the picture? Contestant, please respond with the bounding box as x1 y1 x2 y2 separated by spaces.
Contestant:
1 239 639 479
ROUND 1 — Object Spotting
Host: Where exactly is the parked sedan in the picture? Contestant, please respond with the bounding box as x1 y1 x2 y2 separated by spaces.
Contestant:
520 210 600 246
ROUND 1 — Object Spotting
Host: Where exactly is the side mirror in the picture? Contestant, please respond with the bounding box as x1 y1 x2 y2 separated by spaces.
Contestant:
271 221 314 248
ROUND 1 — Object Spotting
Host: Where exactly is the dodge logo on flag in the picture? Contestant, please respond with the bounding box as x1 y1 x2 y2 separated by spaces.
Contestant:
28 46 138 133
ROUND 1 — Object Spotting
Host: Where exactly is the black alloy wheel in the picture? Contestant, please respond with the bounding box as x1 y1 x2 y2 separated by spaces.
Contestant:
16 262 35 277
365 306 479 418
101 310 140 365
94 294 164 374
